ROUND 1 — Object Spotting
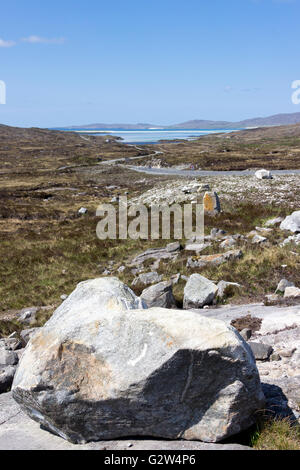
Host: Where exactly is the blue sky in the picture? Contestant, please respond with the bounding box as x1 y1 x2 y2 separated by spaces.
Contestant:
0 0 300 127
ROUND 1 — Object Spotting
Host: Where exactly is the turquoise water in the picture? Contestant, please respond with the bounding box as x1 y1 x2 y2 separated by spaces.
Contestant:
56 128 240 144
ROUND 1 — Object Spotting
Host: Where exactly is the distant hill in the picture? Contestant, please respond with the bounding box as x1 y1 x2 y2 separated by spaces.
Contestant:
68 112 300 130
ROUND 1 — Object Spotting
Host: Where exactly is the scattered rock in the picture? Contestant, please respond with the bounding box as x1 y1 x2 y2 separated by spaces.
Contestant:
280 210 300 233
248 342 273 361
185 242 209 253
166 241 181 252
210 228 226 239
281 233 300 246
183 274 218 309
132 271 163 287
117 265 126 273
60 294 68 301
12 285 265 444
255 169 273 180
131 246 180 266
18 307 39 325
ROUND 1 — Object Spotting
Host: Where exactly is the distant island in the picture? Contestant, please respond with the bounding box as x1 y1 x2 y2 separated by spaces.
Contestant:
67 112 300 130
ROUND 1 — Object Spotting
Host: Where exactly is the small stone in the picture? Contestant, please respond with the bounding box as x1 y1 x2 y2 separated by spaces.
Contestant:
78 207 88 215
277 348 296 358
60 294 68 301
270 353 281 362
264 217 284 227
264 294 280 306
166 242 181 253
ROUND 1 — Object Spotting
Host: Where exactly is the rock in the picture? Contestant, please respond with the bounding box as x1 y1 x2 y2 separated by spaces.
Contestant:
187 250 242 269
0 367 17 393
0 392 253 451
131 247 179 266
12 292 264 444
166 242 181 253
203 192 221 215
280 210 300 233
0 350 18 367
60 294 68 301
132 272 163 287
277 348 296 358
248 342 273 361
117 265 125 273
140 281 177 309
220 237 236 249
240 329 252 341
284 286 300 299
171 273 181 285
20 328 42 346
264 217 284 227
18 307 39 325
78 207 88 215
264 294 280 306
262 376 300 421
185 242 209 253
217 281 241 300
210 228 226 239
281 234 300 246
255 169 273 180
0 337 22 351
183 274 218 309
270 353 281 362
251 234 267 244
275 279 295 294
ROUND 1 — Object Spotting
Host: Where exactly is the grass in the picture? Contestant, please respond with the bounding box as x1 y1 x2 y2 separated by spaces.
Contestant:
251 418 300 450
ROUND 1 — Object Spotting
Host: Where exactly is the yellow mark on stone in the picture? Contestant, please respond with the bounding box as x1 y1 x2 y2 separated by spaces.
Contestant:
203 193 215 212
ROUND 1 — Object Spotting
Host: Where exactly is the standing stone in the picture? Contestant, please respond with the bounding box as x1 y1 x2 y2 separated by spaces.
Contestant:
12 280 265 444
183 274 218 309
203 192 221 215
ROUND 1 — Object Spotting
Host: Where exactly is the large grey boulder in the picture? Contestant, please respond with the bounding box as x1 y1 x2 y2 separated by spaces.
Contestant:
12 278 264 444
183 274 218 309
280 210 300 233
140 281 177 308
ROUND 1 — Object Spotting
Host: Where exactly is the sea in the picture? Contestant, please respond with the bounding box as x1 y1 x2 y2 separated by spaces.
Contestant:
55 128 241 144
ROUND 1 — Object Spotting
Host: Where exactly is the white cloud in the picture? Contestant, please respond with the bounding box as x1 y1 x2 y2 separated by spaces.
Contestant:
21 36 66 45
0 38 16 48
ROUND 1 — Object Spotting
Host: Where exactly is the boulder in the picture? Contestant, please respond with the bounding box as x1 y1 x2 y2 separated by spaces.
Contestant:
203 192 221 215
140 281 177 309
183 274 218 309
12 280 265 443
219 237 236 249
280 211 300 233
255 169 272 180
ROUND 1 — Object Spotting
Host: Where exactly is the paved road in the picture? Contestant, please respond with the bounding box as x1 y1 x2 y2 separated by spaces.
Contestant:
127 166 300 177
